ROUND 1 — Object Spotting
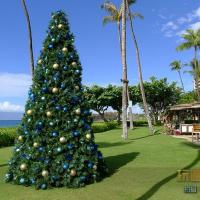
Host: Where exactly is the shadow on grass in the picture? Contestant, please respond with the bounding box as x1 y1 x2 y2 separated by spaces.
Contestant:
181 141 200 149
98 141 132 148
136 150 200 200
105 152 139 176
0 164 8 168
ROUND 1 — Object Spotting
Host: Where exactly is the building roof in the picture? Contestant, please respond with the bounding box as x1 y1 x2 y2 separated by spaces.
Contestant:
170 102 200 111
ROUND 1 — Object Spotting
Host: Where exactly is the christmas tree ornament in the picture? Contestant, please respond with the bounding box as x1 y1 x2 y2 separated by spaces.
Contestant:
38 59 42 64
33 142 39 148
93 165 97 170
6 11 107 190
53 63 59 69
52 87 59 94
75 108 81 115
59 137 66 144
71 62 77 67
27 109 33 115
20 163 27 171
18 135 23 142
42 170 49 177
70 169 76 176
62 47 68 52
58 24 63 29
46 111 52 117
86 133 91 140
75 85 79 90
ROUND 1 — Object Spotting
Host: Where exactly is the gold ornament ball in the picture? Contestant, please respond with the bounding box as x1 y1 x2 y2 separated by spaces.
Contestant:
75 86 79 90
27 109 32 115
18 135 23 142
62 47 68 52
71 62 77 67
33 142 39 148
59 137 66 144
75 108 81 115
38 59 42 64
20 163 27 171
70 169 76 176
52 87 59 94
53 63 59 69
42 170 49 177
58 24 63 29
46 111 52 117
86 133 92 140
93 165 97 170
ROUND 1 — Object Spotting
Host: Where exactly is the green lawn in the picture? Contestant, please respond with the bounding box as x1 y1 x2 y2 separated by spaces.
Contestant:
0 127 200 200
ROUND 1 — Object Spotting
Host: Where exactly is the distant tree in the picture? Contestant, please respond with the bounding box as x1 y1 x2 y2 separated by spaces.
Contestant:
83 85 109 122
178 91 197 104
138 77 181 124
21 0 34 77
170 60 185 92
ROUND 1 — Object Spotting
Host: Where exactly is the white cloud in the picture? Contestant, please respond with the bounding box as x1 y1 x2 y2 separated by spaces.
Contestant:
195 7 200 18
0 73 31 97
190 21 200 30
161 21 178 32
0 101 24 112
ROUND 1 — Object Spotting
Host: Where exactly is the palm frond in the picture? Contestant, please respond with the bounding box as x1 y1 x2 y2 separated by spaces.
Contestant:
129 12 144 19
102 16 116 25
101 1 118 16
176 42 193 51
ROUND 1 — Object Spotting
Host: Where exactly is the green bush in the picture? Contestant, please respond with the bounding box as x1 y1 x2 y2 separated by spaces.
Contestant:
92 121 119 133
0 127 17 148
133 120 148 126
0 122 119 147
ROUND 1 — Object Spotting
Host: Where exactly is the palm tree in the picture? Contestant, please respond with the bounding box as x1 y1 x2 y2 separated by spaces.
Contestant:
101 1 133 133
184 59 200 90
176 29 200 99
170 60 185 92
21 0 34 77
126 0 154 134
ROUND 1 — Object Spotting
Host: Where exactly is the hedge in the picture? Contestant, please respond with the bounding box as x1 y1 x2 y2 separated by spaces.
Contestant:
0 122 119 147
0 127 17 148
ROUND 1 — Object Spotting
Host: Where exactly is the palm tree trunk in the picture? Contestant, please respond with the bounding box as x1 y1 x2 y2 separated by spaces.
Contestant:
194 46 200 101
21 0 34 77
127 87 134 129
126 1 154 134
178 70 185 92
118 22 134 130
121 0 128 139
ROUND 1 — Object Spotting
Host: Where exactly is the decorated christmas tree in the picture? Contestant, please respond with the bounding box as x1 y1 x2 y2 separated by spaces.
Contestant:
5 11 107 189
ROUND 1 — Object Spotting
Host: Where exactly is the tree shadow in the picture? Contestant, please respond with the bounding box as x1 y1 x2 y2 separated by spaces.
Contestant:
181 141 200 149
105 152 139 176
136 150 200 200
97 141 132 148
0 164 8 168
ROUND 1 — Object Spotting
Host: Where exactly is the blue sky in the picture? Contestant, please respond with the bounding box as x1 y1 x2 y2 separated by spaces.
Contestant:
0 0 200 113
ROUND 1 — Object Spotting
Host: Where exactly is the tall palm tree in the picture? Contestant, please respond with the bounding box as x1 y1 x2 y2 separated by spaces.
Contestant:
101 1 134 132
126 0 154 134
176 29 200 99
184 59 200 90
21 0 34 77
170 60 185 92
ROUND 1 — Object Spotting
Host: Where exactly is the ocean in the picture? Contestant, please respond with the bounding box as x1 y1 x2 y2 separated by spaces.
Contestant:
0 120 21 127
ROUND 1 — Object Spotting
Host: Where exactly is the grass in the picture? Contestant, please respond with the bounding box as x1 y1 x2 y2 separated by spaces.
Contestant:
0 127 200 200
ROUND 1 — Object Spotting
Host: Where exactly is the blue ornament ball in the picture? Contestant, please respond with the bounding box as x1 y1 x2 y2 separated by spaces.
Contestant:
61 83 65 89
57 147 62 152
48 44 53 49
63 66 68 71
41 183 47 190
19 178 25 184
88 162 93 168
63 163 69 169
67 143 73 150
55 106 62 111
39 147 44 152
73 131 80 137
52 131 58 137
63 107 68 113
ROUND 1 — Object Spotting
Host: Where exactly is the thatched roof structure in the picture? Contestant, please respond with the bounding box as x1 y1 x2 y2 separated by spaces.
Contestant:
170 102 200 111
